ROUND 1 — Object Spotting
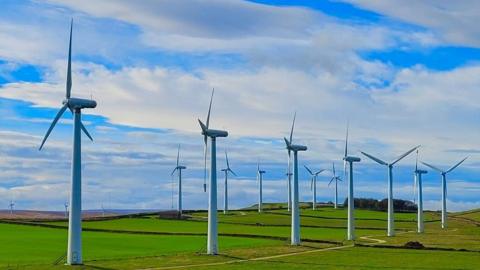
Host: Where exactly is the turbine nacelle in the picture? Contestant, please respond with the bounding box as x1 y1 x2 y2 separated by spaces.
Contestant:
63 98 97 110
344 156 361 163
176 165 187 170
198 120 228 138
415 169 428 174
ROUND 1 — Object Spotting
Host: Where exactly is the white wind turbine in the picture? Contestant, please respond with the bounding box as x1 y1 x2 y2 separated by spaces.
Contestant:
257 162 266 213
221 150 236 214
39 20 97 265
343 123 360 241
328 163 342 209
360 145 420 237
171 145 187 215
422 156 468 229
414 150 427 233
198 88 228 255
284 112 307 245
304 165 324 210
64 202 69 219
9 200 15 215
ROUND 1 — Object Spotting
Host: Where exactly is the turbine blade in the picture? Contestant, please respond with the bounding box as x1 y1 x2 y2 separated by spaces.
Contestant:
289 111 296 144
360 151 388 166
304 165 313 175
446 157 468 174
316 169 325 175
328 177 334 187
391 145 421 165
66 19 73 99
206 88 214 129
80 121 93 141
39 104 68 150
344 121 349 158
332 163 336 177
421 162 443 173
176 144 180 167
170 167 177 176
225 149 230 169
413 173 417 203
310 177 313 190
415 149 419 171
229 168 237 177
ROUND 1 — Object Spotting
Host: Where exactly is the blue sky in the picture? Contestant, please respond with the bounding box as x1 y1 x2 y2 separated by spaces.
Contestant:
0 0 479 212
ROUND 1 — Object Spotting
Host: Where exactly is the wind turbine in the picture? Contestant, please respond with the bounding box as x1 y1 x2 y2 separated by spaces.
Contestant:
285 113 295 212
64 202 69 219
221 149 236 214
9 200 14 215
422 156 468 229
198 88 228 255
328 163 342 209
360 145 420 237
414 150 427 233
284 112 307 245
171 144 187 215
343 123 360 240
38 20 97 265
304 165 324 210
257 162 266 213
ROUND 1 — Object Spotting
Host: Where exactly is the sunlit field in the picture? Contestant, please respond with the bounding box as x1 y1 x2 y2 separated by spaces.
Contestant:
1 205 479 269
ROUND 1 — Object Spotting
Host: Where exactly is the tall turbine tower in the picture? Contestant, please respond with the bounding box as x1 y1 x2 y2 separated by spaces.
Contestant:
198 89 228 255
422 157 468 229
360 145 420 237
328 163 342 209
343 123 360 240
171 145 187 215
39 20 96 265
221 150 236 214
414 150 427 233
257 162 266 213
284 113 307 245
304 166 324 210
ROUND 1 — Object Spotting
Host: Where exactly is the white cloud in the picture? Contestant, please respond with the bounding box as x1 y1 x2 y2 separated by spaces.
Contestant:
343 0 480 47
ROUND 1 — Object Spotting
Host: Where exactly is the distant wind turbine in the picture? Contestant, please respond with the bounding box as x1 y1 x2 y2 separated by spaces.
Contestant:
257 162 266 213
171 144 187 215
328 163 342 209
38 20 97 265
221 149 236 214
343 123 360 240
284 112 307 245
360 145 420 237
64 202 69 219
304 165 324 210
414 150 427 233
198 88 228 255
422 156 468 229
9 200 14 215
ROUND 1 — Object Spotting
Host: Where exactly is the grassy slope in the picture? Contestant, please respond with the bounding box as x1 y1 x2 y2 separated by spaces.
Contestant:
0 222 279 267
1 207 479 269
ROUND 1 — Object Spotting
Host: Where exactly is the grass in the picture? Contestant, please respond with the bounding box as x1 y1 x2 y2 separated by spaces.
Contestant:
1 206 478 269
0 222 280 267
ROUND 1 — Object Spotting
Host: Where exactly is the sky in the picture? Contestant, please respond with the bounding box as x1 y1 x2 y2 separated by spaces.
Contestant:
0 0 479 212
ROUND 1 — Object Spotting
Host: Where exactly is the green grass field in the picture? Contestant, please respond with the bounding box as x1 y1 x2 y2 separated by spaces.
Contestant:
1 206 479 269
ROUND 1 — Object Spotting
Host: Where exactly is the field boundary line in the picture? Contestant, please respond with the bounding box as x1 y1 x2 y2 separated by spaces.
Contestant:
139 244 353 270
